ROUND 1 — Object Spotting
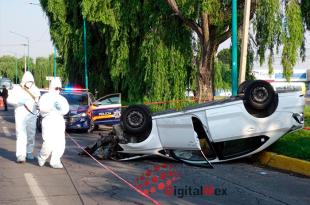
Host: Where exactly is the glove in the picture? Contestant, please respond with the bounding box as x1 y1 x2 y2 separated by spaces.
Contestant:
54 101 61 111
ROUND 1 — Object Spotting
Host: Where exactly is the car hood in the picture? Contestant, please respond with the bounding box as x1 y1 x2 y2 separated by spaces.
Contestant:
67 105 88 116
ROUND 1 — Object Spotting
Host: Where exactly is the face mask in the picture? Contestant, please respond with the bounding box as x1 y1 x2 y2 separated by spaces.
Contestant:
25 82 33 89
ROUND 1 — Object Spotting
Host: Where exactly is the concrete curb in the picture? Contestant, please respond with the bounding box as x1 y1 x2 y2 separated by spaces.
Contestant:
257 151 310 177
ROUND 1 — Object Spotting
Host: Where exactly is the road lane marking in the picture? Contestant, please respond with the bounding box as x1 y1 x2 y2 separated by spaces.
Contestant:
24 173 50 205
2 127 11 137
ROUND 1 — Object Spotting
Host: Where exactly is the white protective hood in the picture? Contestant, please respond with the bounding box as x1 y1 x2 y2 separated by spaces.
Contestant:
20 71 35 86
49 78 62 92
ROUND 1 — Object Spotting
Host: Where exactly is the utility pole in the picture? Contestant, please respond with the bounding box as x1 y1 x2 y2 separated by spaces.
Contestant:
239 0 251 85
53 47 57 77
83 17 88 89
23 44 27 72
15 57 18 84
231 0 238 96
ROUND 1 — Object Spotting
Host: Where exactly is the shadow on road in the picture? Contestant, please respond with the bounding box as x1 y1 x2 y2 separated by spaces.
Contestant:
0 147 16 161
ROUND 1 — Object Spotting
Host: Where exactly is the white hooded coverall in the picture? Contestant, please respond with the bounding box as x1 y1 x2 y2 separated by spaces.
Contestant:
38 78 69 167
7 71 40 159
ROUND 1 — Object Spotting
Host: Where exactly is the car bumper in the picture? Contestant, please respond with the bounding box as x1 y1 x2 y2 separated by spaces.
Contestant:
65 117 90 129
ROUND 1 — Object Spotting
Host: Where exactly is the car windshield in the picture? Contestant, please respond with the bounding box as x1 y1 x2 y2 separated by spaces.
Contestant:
0 79 13 89
61 92 88 106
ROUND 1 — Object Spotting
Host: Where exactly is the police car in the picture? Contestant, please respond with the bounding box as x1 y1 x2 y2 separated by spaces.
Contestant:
37 88 121 132
87 93 121 132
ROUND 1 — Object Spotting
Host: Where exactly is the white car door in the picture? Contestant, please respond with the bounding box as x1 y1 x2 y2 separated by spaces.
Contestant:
155 115 212 167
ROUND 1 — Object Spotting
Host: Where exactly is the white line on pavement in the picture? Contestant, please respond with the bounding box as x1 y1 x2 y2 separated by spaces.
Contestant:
24 173 50 205
2 127 11 137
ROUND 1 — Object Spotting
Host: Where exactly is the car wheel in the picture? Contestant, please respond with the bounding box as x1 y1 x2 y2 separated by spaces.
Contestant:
237 80 253 95
121 104 152 136
244 80 275 110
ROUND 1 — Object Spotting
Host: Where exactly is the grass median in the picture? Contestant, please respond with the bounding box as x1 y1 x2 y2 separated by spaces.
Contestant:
268 106 310 161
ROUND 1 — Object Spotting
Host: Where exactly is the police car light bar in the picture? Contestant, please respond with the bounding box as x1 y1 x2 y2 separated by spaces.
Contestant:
63 87 88 91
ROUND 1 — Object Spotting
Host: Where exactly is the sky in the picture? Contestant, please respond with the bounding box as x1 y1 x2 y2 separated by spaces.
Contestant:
219 32 310 73
0 0 53 59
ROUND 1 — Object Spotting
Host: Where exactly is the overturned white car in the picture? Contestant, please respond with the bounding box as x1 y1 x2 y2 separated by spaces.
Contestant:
81 80 304 167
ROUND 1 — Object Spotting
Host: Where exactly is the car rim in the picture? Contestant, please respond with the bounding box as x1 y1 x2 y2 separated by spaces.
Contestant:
127 111 144 127
251 86 269 103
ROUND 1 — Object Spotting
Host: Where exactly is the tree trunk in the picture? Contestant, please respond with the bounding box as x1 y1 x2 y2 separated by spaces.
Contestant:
197 44 216 102
196 12 216 102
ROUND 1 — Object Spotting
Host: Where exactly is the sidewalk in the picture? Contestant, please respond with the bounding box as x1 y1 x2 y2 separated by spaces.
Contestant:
0 108 83 205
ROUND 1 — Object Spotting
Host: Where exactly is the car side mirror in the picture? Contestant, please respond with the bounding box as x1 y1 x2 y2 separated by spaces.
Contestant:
92 102 99 106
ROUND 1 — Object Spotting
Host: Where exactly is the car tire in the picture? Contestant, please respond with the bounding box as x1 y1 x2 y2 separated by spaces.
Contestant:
237 80 253 95
121 104 152 136
244 80 276 110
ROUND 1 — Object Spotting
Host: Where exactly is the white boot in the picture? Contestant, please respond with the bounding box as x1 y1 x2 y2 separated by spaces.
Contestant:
16 156 26 163
50 162 63 169
37 156 46 167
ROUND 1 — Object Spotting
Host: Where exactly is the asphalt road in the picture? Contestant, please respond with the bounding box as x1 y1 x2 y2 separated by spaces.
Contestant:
0 107 309 205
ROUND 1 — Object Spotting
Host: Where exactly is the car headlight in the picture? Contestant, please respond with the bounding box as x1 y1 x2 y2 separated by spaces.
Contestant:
73 112 87 117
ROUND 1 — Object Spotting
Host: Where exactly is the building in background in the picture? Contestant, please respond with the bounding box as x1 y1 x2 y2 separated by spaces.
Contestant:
252 68 308 95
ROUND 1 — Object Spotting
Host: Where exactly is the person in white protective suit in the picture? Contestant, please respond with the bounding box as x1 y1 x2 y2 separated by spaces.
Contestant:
37 78 69 168
7 71 41 163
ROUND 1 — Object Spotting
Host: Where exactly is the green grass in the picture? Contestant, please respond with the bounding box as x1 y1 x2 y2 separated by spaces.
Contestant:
268 106 310 161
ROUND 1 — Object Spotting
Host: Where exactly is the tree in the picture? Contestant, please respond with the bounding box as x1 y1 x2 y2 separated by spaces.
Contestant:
40 0 193 106
40 0 309 103
0 55 25 83
165 0 307 100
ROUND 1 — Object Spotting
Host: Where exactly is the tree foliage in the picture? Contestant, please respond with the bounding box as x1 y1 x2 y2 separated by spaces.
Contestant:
40 0 192 105
214 45 254 91
0 55 64 88
39 0 309 103
254 0 305 80
0 55 23 83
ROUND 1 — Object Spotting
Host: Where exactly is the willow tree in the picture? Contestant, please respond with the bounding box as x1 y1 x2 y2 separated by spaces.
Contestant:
41 0 308 102
0 55 25 83
165 0 307 100
40 0 192 105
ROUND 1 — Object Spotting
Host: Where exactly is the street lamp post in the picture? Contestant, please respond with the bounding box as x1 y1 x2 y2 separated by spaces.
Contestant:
54 47 57 77
10 31 30 72
21 43 27 72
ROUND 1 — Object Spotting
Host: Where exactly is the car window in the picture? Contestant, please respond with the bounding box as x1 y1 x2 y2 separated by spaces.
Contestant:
97 94 120 105
89 92 95 103
61 93 89 106
0 79 13 89
171 150 213 168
